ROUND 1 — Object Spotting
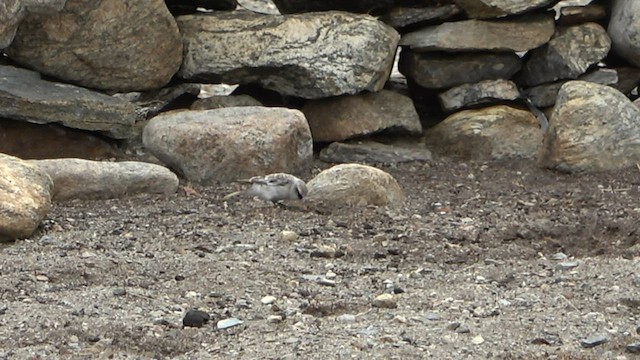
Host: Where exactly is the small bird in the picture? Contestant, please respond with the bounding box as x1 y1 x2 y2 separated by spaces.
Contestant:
224 173 308 203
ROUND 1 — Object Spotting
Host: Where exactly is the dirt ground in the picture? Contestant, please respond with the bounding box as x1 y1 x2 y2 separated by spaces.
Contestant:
1 157 639 359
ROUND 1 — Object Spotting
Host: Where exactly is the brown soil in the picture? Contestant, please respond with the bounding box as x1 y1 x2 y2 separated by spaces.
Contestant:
1 158 639 359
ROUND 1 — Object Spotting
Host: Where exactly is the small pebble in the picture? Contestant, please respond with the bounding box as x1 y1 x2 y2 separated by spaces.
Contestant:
182 309 210 328
580 334 608 348
425 313 439 321
112 288 127 296
311 245 336 258
267 315 283 323
456 325 471 334
281 230 298 241
35 275 49 282
372 294 397 309
627 342 640 353
556 261 578 270
471 335 485 345
336 314 356 323
261 296 277 305
217 317 243 330
318 278 336 287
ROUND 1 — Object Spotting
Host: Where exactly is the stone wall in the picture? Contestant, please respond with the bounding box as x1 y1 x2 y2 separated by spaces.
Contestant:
1 0 640 175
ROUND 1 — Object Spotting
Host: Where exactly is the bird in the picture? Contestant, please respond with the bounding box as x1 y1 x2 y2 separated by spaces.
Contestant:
223 173 308 203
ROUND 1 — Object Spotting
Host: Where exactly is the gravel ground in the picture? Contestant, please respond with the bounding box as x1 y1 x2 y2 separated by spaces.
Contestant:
1 158 639 359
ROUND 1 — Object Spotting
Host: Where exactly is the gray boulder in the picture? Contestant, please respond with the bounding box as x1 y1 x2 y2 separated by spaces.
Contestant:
30 159 179 200
5 0 183 92
177 11 399 99
142 107 313 184
306 164 404 208
0 153 52 242
539 81 640 173
302 90 422 142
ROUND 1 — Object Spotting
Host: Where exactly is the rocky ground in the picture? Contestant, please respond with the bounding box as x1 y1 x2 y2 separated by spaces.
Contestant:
1 157 640 359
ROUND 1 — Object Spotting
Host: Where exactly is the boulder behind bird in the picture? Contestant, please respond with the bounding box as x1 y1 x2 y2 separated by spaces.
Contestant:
224 173 308 203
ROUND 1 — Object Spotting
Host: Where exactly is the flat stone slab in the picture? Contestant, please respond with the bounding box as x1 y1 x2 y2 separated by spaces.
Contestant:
0 65 138 138
302 90 422 142
306 163 404 208
400 13 554 53
438 79 520 112
29 159 179 201
319 141 433 165
399 50 522 90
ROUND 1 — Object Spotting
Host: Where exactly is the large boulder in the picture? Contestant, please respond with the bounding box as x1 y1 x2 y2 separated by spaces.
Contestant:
425 105 543 160
5 0 182 92
608 0 640 67
142 107 313 184
518 23 611 87
0 0 66 49
0 65 138 139
302 90 422 142
177 11 399 99
306 164 404 207
539 81 640 173
0 153 52 242
30 159 179 200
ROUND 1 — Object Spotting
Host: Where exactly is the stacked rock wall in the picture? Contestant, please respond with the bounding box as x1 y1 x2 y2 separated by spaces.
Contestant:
1 0 640 177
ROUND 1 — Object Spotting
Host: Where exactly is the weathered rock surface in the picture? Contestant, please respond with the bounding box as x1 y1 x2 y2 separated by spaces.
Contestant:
518 23 611 86
0 0 66 49
142 107 312 184
190 95 262 111
557 4 607 26
379 4 462 31
0 118 123 160
114 83 201 120
5 0 183 92
608 0 640 67
425 105 543 159
539 81 640 173
399 50 522 89
438 79 520 112
302 90 422 142
29 159 179 200
165 0 236 15
271 0 394 14
0 153 52 242
306 164 404 207
523 68 618 107
0 65 138 139
400 14 554 52
177 11 399 99
452 0 558 19
319 141 433 165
